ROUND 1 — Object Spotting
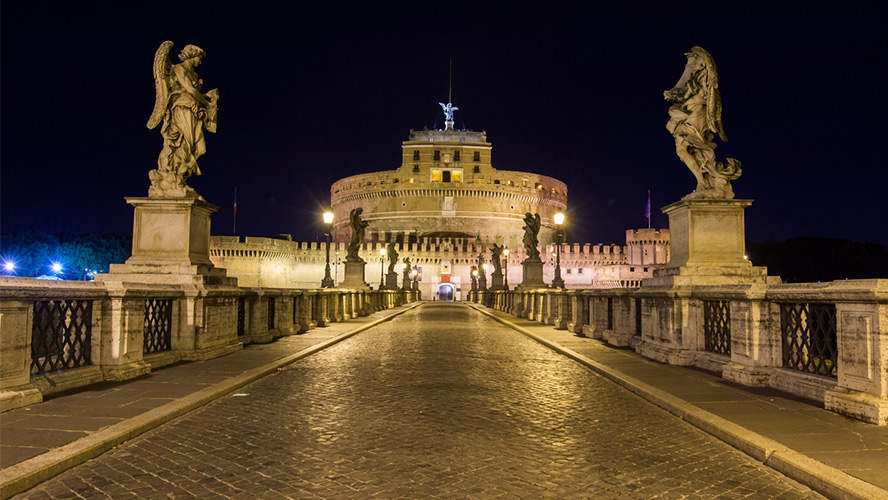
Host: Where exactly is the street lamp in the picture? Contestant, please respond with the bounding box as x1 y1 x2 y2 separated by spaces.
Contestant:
552 212 565 288
379 247 387 289
502 248 509 290
321 211 335 287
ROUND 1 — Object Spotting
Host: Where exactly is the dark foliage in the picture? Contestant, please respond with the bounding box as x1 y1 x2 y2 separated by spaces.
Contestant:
0 231 131 279
746 237 888 283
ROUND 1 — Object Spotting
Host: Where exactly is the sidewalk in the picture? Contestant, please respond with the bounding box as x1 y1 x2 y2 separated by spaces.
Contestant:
0 303 422 498
470 304 888 500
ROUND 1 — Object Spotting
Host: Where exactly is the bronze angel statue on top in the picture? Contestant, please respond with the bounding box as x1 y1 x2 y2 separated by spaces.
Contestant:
664 46 741 200
147 41 220 198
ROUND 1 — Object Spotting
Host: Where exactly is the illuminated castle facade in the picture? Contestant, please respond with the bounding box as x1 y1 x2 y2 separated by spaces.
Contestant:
210 105 669 299
330 127 566 248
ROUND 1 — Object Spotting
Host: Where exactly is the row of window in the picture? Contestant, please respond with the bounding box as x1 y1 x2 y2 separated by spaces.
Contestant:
413 150 481 162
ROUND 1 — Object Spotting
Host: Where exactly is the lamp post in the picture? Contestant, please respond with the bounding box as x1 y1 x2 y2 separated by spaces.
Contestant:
552 212 565 288
379 247 387 289
502 248 510 290
321 211 335 287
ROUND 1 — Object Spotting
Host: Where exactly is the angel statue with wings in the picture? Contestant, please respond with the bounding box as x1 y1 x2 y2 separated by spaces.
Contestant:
347 208 369 262
146 41 220 198
522 213 542 261
664 46 741 200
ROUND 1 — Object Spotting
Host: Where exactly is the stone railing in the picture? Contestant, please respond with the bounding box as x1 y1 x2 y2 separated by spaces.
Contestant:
0 277 417 412
468 279 887 425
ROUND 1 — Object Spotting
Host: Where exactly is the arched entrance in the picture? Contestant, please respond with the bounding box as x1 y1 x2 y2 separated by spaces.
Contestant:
437 283 454 301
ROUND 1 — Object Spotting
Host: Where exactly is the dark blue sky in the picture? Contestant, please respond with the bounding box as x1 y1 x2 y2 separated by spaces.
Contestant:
2 1 886 246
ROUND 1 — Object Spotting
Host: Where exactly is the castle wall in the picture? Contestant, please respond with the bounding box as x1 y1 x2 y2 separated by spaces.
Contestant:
210 231 669 298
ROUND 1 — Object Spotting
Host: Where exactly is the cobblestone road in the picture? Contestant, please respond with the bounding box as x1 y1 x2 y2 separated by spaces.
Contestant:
17 303 823 499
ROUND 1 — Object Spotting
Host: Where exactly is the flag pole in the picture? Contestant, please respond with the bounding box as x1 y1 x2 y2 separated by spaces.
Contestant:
647 190 651 229
233 186 238 235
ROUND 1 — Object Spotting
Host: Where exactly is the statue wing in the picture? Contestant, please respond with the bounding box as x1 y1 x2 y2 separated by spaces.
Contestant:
146 41 174 129
694 46 728 142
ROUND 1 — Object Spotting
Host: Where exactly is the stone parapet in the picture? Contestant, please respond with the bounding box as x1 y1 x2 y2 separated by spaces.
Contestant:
475 279 888 425
0 277 418 413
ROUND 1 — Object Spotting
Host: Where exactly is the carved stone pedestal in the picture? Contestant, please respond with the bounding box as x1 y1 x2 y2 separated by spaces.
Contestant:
384 272 399 290
637 197 779 367
102 197 235 286
519 259 546 288
95 196 241 368
340 260 370 290
490 271 504 290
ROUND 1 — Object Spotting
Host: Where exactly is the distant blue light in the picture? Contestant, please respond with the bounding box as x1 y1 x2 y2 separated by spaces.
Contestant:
3 261 14 272
51 262 63 273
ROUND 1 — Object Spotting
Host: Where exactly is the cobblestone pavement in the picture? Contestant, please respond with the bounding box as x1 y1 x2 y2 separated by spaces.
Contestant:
15 303 823 499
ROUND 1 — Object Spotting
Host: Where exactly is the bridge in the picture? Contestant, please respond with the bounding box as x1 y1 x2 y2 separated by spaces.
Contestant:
1 301 885 498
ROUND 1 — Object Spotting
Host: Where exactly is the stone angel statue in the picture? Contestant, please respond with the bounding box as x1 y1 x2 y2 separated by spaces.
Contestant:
664 46 741 200
402 257 412 284
522 213 542 261
490 243 503 274
147 41 220 199
347 208 369 262
386 243 399 274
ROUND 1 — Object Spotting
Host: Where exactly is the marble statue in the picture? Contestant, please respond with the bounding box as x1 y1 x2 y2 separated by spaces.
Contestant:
522 213 541 261
402 257 412 284
664 46 741 200
347 208 369 262
490 244 503 274
147 41 220 198
386 243 399 274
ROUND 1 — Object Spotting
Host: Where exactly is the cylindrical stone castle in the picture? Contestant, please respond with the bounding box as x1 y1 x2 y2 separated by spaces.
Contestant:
330 127 567 248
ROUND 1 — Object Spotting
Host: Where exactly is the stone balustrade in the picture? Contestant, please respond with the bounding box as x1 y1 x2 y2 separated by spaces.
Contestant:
469 279 888 425
0 277 417 412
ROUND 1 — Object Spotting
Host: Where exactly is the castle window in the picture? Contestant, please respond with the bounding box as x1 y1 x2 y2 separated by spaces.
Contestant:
454 151 460 161
566 269 572 275
393 178 399 183
413 151 420 161
460 137 465 142
434 150 441 161
473 165 480 174
429 138 434 142
578 268 583 274
477 179 483 184
493 179 500 184
431 169 442 182
442 170 451 182
630 267 635 272
644 267 649 272
535 183 543 190
473 151 480 161
507 180 514 186
413 164 420 172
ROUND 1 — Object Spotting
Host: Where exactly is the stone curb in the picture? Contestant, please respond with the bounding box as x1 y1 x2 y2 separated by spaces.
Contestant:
0 302 423 500
469 303 887 500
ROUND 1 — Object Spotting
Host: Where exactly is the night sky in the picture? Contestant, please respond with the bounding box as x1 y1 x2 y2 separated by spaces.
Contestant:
2 1 886 247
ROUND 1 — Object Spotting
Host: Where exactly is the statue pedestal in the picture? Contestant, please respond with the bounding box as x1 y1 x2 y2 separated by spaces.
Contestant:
340 260 370 290
98 197 234 286
384 272 399 290
646 198 774 287
637 197 778 366
519 260 546 289
490 271 504 290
